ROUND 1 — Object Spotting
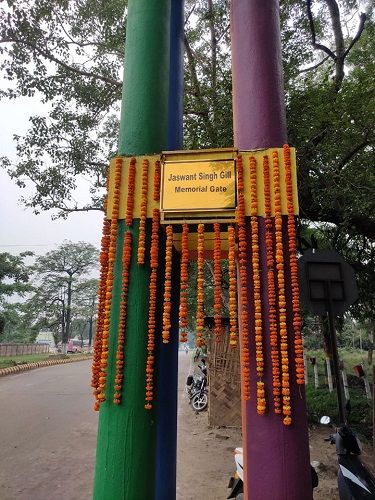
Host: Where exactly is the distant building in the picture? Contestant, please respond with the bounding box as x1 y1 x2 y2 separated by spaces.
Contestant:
35 330 56 348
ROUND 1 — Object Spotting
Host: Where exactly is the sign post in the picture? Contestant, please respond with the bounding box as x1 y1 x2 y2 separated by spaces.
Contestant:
298 249 358 424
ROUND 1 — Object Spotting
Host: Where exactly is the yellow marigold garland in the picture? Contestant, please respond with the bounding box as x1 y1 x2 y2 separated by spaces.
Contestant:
272 150 292 426
96 157 122 406
263 155 282 414
236 155 250 399
137 159 149 264
125 156 136 226
249 156 265 415
196 223 205 347
145 209 160 409
113 231 132 404
283 144 304 385
162 225 173 344
179 224 189 343
153 160 161 202
213 223 222 343
228 225 237 348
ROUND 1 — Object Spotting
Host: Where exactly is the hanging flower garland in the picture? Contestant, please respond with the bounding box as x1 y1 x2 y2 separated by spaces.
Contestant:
162 225 173 344
249 156 265 415
213 222 222 343
272 150 291 426
179 224 189 343
96 157 122 407
126 157 136 226
283 144 304 385
263 155 282 414
196 223 205 347
153 160 161 202
113 231 132 404
145 208 160 409
236 155 250 399
92 213 110 409
137 159 149 265
228 225 237 348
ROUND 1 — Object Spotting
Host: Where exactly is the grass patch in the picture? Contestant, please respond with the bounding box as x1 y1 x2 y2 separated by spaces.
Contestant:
306 348 373 384
0 354 51 369
305 349 374 440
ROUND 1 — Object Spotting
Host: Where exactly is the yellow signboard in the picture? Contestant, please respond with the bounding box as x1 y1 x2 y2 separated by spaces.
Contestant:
161 160 236 212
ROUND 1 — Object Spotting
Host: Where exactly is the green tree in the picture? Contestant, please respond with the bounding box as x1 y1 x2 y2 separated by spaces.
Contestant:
1 1 373 231
0 251 33 298
1 1 374 330
31 241 98 351
0 251 33 338
0 301 39 343
70 278 98 347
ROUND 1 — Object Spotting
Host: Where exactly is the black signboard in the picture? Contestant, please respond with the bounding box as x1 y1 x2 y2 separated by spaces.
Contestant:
298 249 358 316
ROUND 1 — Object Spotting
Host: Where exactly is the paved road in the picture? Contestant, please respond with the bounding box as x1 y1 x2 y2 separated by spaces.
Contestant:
0 360 97 500
0 353 192 500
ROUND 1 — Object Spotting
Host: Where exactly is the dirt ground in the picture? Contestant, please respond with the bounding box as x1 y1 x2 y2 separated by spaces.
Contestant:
177 354 374 500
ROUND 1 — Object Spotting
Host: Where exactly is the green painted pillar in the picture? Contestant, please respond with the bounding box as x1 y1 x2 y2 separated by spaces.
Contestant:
118 2 171 156
93 2 171 499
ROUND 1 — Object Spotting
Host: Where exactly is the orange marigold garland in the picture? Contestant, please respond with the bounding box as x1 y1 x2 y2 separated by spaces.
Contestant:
179 224 189 343
249 156 266 415
91 214 110 409
236 155 250 399
113 231 132 404
283 144 304 385
96 157 122 407
196 223 205 347
228 225 237 348
273 150 292 426
213 223 222 343
263 155 282 414
162 225 173 344
153 160 161 202
137 158 149 264
125 156 136 226
145 208 160 409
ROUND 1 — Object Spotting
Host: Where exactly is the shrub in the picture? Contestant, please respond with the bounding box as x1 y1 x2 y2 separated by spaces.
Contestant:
306 385 372 439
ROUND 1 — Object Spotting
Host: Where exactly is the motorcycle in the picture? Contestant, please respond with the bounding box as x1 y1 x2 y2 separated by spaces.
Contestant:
185 361 208 412
227 447 244 499
320 415 375 499
189 375 208 412
185 373 205 399
227 448 319 499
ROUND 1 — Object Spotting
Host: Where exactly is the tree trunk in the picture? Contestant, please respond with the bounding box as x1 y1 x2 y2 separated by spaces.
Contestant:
61 299 66 354
64 276 72 344
88 316 93 348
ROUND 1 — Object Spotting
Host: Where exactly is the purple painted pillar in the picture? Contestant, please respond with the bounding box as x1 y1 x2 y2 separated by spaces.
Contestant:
231 0 287 148
231 1 312 499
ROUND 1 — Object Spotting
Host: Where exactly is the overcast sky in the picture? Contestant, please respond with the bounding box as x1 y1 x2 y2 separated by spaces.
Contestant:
0 96 103 256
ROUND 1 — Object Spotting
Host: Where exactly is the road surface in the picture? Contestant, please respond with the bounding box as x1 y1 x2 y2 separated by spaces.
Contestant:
0 353 194 500
0 360 97 500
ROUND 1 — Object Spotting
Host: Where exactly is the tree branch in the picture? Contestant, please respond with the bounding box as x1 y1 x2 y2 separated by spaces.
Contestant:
306 0 336 60
0 35 122 88
184 34 215 143
343 13 367 59
299 55 330 73
339 139 369 170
